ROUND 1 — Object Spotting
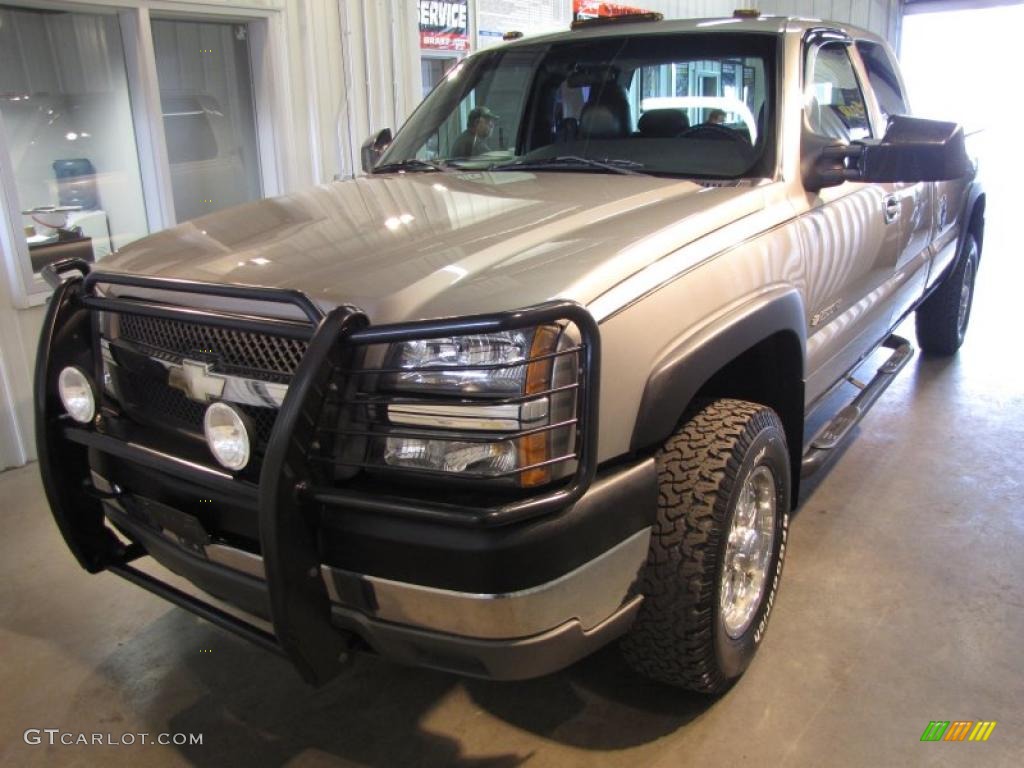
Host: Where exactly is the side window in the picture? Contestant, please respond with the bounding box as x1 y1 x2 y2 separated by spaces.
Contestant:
856 40 909 124
806 43 871 143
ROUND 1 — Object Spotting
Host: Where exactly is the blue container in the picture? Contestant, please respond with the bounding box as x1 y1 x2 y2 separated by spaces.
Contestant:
53 158 99 210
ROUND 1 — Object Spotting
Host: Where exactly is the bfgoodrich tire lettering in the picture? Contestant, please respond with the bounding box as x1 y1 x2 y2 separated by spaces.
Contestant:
621 399 791 694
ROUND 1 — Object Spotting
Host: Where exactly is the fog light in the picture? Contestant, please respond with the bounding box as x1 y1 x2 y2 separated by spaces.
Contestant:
203 402 250 470
58 366 96 424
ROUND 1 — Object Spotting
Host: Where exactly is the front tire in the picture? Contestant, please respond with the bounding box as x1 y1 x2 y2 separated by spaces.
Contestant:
621 399 790 694
915 233 979 355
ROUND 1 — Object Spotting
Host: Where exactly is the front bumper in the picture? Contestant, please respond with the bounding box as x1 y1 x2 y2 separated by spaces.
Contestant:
95 459 652 680
36 266 655 683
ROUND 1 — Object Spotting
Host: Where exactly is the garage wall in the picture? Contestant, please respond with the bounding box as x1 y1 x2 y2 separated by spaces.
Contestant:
638 0 902 46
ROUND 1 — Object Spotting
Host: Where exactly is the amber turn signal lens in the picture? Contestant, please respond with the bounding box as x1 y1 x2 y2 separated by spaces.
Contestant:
519 325 560 487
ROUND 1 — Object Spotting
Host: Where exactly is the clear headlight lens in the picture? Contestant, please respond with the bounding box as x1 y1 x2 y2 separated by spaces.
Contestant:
384 330 532 395
374 325 578 487
58 366 96 424
383 437 517 475
203 402 251 471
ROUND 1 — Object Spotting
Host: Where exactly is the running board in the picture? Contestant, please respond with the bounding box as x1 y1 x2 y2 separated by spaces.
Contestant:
801 335 914 478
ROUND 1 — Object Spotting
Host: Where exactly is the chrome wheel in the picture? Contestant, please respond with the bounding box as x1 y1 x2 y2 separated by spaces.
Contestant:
720 464 777 639
957 249 976 342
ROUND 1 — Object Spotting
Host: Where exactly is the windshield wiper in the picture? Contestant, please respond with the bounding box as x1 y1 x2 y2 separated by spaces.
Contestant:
372 159 449 174
489 155 648 175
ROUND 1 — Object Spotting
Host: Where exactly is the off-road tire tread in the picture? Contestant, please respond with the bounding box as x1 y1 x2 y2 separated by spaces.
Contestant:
621 398 782 694
915 234 978 356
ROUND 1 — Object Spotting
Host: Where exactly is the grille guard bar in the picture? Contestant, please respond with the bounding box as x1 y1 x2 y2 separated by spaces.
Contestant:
36 259 602 685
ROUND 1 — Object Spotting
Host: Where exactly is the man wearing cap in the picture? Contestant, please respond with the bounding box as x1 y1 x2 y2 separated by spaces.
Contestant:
451 106 499 157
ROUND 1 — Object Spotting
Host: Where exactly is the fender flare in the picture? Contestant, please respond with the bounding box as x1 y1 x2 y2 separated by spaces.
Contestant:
629 288 807 453
956 179 986 256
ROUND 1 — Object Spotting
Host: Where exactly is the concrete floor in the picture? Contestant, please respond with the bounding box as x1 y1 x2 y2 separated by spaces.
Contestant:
3 188 1023 768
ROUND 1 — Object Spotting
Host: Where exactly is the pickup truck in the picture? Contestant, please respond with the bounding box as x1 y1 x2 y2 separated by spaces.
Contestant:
36 13 983 695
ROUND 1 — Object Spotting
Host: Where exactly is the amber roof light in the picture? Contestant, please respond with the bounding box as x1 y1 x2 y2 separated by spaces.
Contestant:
733 9 761 18
570 12 664 31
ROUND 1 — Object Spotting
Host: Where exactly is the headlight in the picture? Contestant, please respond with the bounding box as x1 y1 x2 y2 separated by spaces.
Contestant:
372 325 578 487
383 330 531 395
203 402 251 471
58 366 97 424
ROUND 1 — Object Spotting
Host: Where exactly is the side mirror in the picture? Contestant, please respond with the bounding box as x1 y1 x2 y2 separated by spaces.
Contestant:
859 116 973 183
361 128 392 173
803 116 973 192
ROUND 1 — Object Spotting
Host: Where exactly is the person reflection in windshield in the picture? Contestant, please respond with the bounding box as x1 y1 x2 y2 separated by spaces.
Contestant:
451 106 499 157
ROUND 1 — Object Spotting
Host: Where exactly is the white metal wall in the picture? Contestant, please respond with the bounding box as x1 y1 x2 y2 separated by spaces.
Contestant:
638 0 902 46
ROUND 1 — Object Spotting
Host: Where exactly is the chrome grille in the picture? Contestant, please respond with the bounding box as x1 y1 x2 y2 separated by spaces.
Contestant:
118 313 308 381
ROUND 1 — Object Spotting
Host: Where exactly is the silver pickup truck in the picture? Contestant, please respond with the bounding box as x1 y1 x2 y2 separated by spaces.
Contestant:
37 13 982 695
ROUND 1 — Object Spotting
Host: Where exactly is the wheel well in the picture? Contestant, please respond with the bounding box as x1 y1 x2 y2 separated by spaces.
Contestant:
692 331 805 504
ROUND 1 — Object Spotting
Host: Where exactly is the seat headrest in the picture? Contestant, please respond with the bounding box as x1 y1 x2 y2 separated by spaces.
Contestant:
638 109 690 137
580 105 625 139
579 82 632 139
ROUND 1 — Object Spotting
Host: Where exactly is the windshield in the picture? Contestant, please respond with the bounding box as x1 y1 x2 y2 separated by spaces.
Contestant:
379 32 777 179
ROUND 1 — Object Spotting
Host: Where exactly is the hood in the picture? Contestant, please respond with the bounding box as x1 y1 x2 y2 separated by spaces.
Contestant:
99 171 765 324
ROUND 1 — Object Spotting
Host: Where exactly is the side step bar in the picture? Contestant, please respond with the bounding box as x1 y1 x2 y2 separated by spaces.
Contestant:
802 334 914 478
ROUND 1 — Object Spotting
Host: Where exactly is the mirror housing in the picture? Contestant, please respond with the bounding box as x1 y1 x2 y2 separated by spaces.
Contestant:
361 128 393 173
804 116 974 192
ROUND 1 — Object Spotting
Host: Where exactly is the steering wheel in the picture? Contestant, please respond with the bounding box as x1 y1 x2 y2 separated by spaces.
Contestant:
680 124 749 144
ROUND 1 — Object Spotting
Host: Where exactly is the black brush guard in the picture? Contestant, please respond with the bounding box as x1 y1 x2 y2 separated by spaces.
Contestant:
35 259 601 685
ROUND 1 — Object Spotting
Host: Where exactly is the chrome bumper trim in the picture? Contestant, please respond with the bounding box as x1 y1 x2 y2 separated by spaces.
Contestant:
206 543 266 579
321 527 651 640
92 463 651 642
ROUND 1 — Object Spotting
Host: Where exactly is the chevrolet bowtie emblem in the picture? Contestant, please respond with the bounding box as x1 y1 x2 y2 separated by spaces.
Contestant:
167 359 227 403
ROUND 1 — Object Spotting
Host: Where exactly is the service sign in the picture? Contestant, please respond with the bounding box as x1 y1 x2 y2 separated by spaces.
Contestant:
418 0 469 52
572 0 653 19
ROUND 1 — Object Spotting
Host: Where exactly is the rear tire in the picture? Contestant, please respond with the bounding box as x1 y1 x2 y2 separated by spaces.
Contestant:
915 233 979 355
621 399 790 694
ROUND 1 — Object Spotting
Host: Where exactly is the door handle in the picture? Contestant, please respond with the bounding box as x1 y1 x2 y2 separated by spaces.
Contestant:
883 195 900 224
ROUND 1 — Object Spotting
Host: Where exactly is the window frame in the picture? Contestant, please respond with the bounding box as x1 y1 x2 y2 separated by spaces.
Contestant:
803 37 874 144
854 38 910 127
0 1 286 309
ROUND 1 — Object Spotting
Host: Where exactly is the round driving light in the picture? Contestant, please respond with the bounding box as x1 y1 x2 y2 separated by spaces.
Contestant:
58 366 96 424
203 402 251 471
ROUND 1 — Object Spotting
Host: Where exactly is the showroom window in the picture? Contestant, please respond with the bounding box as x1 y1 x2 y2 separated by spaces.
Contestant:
421 56 457 98
152 18 263 222
0 6 149 276
0 3 282 307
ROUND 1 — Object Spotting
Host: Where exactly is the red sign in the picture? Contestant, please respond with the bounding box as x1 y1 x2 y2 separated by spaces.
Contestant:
573 1 652 19
418 1 469 52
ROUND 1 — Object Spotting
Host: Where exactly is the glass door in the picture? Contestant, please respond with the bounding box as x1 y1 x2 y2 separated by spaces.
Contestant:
420 56 458 98
151 18 262 223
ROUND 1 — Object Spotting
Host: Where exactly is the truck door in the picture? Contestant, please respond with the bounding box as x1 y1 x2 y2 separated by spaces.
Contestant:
799 38 903 406
854 39 935 328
